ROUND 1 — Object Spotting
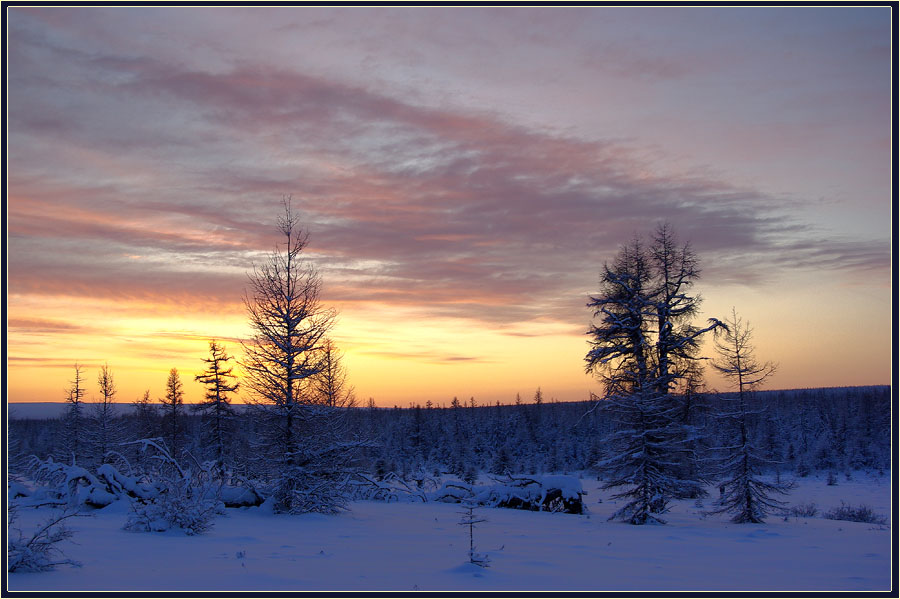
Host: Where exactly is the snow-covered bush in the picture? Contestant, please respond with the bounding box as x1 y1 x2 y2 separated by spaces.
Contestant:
7 505 83 572
785 502 819 518
121 439 224 535
823 502 887 525
349 473 402 502
124 483 222 535
432 475 585 514
18 443 230 536
8 480 31 502
25 456 116 508
95 463 159 501
264 466 350 515
215 484 264 508
349 471 440 503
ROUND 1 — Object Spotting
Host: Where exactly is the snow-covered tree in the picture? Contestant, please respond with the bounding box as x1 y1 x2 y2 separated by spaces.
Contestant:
648 224 708 394
707 309 789 523
60 363 87 464
160 368 185 457
122 439 223 535
242 198 352 514
87 363 124 466
647 224 722 497
193 340 239 480
585 228 722 524
586 237 664 523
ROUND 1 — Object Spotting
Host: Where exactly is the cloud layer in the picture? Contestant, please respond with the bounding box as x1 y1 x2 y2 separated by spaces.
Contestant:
6 8 891 402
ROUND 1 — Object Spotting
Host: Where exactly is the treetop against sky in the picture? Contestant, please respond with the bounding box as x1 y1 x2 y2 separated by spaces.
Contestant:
6 6 891 405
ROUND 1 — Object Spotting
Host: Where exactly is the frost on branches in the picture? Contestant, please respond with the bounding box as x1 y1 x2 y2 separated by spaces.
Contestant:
121 439 224 535
706 309 791 523
7 505 84 573
241 198 356 515
586 225 723 524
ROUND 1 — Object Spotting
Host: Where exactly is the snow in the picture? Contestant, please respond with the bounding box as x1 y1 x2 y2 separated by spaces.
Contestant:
431 475 585 514
7 472 891 592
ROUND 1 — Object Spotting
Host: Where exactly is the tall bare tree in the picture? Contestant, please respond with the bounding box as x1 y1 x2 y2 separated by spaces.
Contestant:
708 308 788 523
242 198 352 514
88 363 120 465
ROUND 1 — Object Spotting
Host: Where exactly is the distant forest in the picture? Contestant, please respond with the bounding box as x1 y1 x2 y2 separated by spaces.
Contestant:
8 385 891 483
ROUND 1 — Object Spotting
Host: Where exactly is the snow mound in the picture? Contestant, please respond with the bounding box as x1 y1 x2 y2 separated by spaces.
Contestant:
431 475 585 514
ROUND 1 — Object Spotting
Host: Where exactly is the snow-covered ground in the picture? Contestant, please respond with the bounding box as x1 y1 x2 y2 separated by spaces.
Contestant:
7 472 892 592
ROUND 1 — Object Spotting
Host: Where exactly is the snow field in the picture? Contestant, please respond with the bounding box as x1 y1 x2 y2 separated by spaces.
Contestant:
7 472 891 592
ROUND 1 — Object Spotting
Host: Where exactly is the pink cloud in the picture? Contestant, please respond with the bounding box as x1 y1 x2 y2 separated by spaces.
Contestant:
6 19 889 333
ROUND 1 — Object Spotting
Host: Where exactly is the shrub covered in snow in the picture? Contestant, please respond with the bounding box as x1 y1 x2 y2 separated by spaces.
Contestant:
432 475 585 514
263 465 351 515
7 505 83 572
349 473 403 502
15 442 232 536
121 439 224 535
823 502 887 525
24 457 117 509
349 471 440 503
215 484 264 508
8 480 31 502
785 502 819 518
124 483 222 535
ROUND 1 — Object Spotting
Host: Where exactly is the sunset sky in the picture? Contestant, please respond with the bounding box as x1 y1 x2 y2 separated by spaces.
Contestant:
6 6 892 407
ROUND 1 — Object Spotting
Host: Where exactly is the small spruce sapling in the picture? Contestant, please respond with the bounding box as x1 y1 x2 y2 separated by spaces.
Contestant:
458 500 490 568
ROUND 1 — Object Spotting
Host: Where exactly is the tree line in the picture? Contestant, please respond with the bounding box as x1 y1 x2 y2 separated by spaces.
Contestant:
7 205 890 524
9 382 890 504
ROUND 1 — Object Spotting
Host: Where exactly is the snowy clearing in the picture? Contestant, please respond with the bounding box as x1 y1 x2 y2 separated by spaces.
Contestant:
7 472 892 593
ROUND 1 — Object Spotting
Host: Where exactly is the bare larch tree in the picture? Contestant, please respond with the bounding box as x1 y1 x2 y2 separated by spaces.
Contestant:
242 198 354 514
708 308 789 523
61 363 87 465
88 363 122 466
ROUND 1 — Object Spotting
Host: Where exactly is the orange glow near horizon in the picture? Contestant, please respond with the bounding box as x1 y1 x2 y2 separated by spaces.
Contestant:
5 7 892 409
7 293 600 407
6 269 891 409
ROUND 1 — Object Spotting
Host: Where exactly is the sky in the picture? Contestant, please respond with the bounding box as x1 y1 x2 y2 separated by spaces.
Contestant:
5 6 893 407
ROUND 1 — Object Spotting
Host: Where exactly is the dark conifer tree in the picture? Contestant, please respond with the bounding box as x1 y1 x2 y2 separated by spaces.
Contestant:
160 368 185 457
194 340 239 480
88 363 124 466
60 363 87 465
586 228 722 524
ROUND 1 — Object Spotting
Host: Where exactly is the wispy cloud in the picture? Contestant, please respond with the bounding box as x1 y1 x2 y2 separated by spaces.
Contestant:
7 7 890 335
361 350 496 365
7 318 90 334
